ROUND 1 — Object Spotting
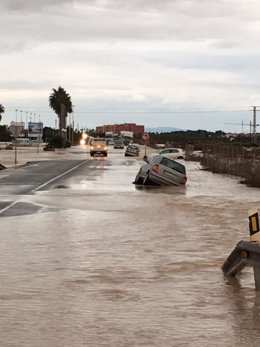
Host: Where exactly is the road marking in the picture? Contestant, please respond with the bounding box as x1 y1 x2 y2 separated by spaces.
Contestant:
0 201 18 215
0 161 88 216
31 160 88 193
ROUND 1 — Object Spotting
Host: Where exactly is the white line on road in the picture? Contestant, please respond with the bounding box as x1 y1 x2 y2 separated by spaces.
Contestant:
31 160 88 193
0 201 18 216
0 160 88 216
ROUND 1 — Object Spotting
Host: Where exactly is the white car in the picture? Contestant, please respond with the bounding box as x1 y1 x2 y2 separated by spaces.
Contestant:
90 138 108 157
125 144 140 157
134 154 187 186
148 148 185 161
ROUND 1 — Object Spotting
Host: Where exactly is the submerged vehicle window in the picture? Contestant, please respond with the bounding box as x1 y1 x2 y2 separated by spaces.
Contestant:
148 155 159 164
160 157 186 174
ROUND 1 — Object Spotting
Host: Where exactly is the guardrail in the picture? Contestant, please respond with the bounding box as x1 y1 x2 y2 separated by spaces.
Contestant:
222 208 260 290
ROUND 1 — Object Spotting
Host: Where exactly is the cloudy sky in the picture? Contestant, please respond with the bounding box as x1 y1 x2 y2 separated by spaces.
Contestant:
1 0 260 132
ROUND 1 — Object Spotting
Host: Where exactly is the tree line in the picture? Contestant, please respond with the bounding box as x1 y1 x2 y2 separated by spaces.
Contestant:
0 86 74 147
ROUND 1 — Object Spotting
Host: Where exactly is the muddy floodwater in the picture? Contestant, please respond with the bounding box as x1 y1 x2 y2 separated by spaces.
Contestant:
1 158 260 346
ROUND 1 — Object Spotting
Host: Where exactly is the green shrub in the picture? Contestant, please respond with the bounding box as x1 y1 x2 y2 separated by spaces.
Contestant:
50 135 66 148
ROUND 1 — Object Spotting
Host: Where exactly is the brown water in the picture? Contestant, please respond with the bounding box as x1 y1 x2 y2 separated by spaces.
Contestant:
1 159 260 346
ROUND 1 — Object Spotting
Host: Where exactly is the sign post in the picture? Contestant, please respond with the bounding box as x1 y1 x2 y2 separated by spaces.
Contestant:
142 132 149 161
9 122 25 164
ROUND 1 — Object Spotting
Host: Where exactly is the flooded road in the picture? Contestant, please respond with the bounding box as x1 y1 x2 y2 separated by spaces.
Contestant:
1 150 260 346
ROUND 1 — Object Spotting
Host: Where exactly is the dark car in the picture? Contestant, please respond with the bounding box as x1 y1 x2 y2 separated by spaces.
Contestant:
134 154 187 186
125 144 140 157
114 140 124 149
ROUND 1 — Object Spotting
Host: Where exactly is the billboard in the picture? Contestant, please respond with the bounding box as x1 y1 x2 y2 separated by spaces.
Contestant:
28 122 43 137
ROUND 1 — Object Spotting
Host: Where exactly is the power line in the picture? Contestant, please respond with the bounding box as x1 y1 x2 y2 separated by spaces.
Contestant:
5 108 251 114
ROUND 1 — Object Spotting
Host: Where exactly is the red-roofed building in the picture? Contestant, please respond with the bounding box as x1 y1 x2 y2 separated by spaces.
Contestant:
96 123 144 135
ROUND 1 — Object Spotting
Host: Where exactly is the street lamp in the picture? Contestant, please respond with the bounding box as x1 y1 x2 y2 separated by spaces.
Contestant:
72 105 75 145
25 111 28 136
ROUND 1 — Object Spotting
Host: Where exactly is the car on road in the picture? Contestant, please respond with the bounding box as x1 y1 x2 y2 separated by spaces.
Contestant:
114 140 124 149
148 147 185 161
108 139 115 146
90 138 108 157
134 154 187 186
125 144 140 157
5 143 13 150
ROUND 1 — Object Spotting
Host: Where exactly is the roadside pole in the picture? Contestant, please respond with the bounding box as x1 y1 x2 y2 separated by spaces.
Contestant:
15 141 17 164
9 122 24 165
142 132 149 161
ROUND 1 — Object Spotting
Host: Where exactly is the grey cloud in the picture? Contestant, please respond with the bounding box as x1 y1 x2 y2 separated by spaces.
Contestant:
0 0 73 12
143 49 260 73
0 3 254 54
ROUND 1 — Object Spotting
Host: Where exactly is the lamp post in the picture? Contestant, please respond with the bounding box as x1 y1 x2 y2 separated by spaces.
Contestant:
72 105 75 145
25 111 28 137
68 112 71 143
15 109 18 163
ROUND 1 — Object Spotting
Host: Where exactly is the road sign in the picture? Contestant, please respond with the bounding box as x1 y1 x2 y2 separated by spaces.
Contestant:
9 124 24 139
35 135 43 143
142 133 149 141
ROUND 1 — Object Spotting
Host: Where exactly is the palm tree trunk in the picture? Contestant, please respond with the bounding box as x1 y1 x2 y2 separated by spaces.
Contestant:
60 103 67 140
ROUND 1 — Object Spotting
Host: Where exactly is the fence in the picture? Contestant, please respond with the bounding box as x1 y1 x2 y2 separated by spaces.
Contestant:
200 144 260 187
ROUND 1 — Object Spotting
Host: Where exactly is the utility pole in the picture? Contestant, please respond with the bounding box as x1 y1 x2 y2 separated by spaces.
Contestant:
72 105 75 145
251 106 258 145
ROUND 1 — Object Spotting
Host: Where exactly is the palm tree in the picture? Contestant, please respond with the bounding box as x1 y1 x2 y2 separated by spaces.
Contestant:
49 87 73 138
0 104 5 123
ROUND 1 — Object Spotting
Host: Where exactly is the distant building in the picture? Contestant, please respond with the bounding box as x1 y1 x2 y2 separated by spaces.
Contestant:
96 124 116 134
115 123 144 135
96 123 144 136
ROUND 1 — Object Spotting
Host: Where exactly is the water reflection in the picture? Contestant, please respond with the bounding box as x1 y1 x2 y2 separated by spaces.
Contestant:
134 184 187 195
90 156 108 161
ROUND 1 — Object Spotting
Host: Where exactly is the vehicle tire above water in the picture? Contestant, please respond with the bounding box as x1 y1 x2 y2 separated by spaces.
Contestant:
143 172 152 185
134 174 143 185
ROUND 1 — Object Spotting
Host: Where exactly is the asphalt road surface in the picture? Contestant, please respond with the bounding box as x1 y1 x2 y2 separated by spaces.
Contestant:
0 148 140 217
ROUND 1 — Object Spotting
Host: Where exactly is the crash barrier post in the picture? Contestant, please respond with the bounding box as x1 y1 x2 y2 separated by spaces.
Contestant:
249 208 260 289
222 208 260 290
248 208 260 242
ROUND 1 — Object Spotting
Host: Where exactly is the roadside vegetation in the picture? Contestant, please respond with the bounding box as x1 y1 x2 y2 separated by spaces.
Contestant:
145 130 258 150
0 104 5 123
49 86 73 141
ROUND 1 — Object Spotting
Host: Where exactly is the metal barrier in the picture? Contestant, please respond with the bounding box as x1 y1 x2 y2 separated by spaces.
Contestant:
222 209 260 290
